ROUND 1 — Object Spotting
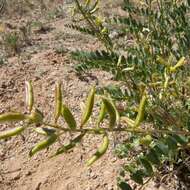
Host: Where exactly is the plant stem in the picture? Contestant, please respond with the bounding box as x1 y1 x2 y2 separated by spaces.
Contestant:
43 122 190 136
73 0 113 51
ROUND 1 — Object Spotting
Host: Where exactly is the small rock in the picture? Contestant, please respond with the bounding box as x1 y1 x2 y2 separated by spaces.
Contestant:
11 171 21 180
111 157 117 163
25 171 32 176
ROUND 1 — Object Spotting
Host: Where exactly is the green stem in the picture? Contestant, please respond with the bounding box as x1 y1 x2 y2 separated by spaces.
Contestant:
73 0 113 51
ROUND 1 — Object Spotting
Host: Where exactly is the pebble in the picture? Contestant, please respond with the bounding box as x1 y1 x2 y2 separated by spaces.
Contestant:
11 171 21 180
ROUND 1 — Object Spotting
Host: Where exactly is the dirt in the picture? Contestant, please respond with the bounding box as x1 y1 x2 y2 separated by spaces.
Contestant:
0 1 126 190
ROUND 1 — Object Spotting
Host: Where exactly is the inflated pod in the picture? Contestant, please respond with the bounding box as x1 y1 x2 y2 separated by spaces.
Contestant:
86 134 109 166
51 132 85 157
61 104 77 130
170 57 186 72
54 82 62 123
0 113 26 123
134 93 147 128
90 0 99 14
120 116 135 127
25 81 34 113
81 86 95 126
29 134 57 157
27 108 43 124
102 97 118 129
85 0 91 7
0 126 25 140
96 101 106 127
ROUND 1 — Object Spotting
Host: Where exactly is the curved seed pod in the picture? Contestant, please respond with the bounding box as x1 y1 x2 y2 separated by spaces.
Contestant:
81 86 95 127
86 134 109 166
134 93 147 128
27 108 43 124
102 97 118 129
170 57 186 72
120 116 135 127
51 133 85 157
96 101 106 127
139 157 153 176
29 134 57 157
85 0 91 7
0 113 26 123
25 81 34 113
89 0 99 14
61 104 77 130
54 82 62 123
0 126 25 140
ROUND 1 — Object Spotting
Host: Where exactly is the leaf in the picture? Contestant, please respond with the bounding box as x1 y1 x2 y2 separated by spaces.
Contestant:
131 170 144 184
139 157 153 176
166 136 178 150
154 142 169 156
172 134 188 145
146 149 160 165
118 181 133 190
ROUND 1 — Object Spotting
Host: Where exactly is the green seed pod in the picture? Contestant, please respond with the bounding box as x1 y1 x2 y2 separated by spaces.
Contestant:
25 81 34 113
134 94 147 128
102 97 118 129
170 57 186 72
96 101 106 127
81 86 95 126
51 133 85 157
85 0 91 7
29 134 57 157
54 82 62 123
62 104 77 130
120 116 135 127
0 126 25 140
90 0 99 14
0 112 26 123
86 134 109 166
27 108 43 124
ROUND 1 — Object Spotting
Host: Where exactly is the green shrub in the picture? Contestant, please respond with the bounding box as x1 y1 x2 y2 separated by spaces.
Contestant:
68 0 190 188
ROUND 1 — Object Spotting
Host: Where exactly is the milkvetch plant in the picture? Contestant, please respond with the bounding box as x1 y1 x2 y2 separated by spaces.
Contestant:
0 78 190 189
1 0 190 189
67 0 190 189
